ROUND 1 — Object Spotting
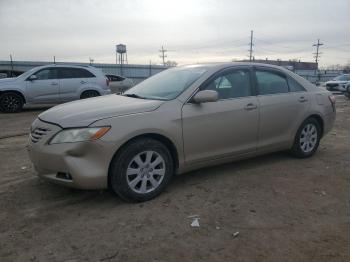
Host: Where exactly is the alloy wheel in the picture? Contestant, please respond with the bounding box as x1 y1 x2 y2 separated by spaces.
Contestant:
1 94 21 112
299 123 318 153
126 151 166 194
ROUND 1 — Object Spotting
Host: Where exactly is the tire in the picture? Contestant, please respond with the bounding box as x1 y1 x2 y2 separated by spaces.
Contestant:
80 90 100 99
0 92 24 113
109 138 174 202
345 86 350 99
290 118 321 158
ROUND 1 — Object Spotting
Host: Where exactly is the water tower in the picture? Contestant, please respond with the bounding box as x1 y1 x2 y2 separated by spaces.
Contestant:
116 44 128 76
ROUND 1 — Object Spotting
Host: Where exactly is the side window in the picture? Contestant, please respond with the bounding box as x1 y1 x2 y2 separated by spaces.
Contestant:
75 68 95 78
34 68 57 80
58 68 95 79
255 70 289 95
203 69 252 99
58 68 75 79
115 76 125 81
288 77 306 92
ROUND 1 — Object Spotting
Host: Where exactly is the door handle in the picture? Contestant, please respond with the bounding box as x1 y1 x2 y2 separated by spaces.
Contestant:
80 80 87 84
51 82 58 86
298 96 308 102
244 103 257 110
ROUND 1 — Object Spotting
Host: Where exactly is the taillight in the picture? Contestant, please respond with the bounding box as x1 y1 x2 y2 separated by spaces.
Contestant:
328 94 336 111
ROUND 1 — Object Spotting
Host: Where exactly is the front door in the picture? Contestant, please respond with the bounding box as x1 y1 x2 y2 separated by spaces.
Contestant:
25 68 59 103
182 67 259 164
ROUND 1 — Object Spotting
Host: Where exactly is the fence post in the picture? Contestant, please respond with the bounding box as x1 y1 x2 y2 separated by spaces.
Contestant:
149 60 152 77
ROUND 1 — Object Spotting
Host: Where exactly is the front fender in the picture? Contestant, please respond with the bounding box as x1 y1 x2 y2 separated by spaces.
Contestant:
0 86 26 102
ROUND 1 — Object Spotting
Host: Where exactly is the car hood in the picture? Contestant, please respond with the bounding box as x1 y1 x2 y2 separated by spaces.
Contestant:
326 80 349 84
39 94 164 128
0 78 17 85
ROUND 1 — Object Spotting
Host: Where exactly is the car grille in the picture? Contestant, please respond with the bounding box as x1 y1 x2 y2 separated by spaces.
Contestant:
326 83 339 88
30 127 50 143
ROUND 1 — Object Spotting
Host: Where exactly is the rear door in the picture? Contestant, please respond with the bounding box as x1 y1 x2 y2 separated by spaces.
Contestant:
254 67 310 151
25 68 60 103
58 67 96 102
182 67 259 164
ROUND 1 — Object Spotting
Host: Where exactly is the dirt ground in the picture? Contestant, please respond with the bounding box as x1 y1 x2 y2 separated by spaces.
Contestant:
0 97 349 262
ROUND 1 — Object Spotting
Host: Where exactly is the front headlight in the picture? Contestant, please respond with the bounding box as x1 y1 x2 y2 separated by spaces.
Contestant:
49 127 110 144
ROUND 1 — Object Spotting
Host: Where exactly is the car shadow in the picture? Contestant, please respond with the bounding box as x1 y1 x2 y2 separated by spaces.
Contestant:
22 104 56 112
34 151 293 206
170 151 292 188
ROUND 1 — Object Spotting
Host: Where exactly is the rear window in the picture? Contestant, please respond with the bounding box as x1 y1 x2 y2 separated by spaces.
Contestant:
255 70 289 95
107 75 125 81
288 77 306 92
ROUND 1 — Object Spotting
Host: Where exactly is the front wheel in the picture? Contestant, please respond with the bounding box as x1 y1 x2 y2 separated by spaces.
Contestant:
290 118 321 158
0 92 24 113
109 138 174 202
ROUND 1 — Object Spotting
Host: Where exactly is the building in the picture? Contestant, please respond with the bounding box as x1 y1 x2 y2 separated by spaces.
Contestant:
238 58 317 71
237 59 343 83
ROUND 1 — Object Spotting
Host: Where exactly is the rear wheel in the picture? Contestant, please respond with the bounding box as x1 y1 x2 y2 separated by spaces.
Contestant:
291 118 321 158
109 138 174 202
80 90 100 99
0 92 24 113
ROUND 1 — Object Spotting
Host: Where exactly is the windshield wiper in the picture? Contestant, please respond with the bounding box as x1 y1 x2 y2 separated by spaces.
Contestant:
122 93 146 99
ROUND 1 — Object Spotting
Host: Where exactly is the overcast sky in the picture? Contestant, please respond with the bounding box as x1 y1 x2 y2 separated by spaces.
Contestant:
0 0 349 66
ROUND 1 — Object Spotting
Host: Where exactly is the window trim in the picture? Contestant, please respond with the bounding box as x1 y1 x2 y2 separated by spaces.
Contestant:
187 66 255 103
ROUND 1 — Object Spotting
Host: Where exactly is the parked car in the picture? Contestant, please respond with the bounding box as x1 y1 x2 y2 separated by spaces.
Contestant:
344 84 350 99
0 65 111 113
325 74 350 92
106 74 134 94
0 69 24 79
28 63 336 202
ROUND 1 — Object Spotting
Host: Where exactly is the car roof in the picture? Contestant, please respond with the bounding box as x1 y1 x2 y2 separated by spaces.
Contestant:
179 62 292 71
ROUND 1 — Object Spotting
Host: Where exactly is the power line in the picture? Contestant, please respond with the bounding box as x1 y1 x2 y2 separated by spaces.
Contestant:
159 46 167 66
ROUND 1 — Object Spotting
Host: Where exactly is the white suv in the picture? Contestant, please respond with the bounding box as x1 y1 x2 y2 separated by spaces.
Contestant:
325 74 350 92
0 65 111 113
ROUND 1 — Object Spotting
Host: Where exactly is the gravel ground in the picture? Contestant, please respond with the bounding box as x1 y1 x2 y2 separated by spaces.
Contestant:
0 96 349 262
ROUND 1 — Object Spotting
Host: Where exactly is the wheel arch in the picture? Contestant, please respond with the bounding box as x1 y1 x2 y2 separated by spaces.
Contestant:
107 133 180 188
306 114 324 137
80 89 101 98
0 90 26 103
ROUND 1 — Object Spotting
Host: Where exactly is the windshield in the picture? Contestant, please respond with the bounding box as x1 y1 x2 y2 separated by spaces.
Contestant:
333 75 350 81
124 66 207 100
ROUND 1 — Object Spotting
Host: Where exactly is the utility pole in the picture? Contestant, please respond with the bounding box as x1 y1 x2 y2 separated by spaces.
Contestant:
53 56 56 64
313 39 323 68
159 46 167 66
313 39 323 83
248 30 254 61
89 57 94 65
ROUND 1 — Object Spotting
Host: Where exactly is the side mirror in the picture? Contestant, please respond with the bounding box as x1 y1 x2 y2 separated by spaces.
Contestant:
192 90 218 103
28 75 37 81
